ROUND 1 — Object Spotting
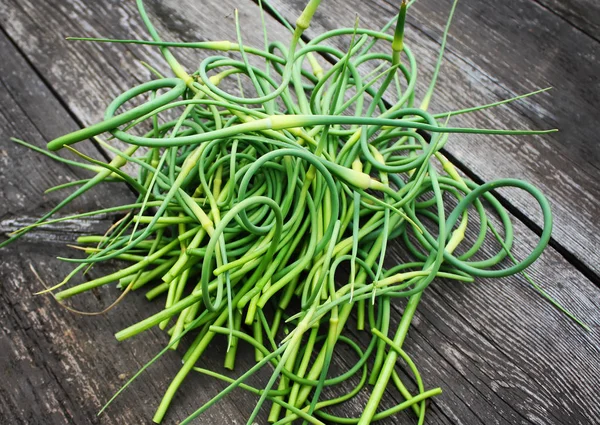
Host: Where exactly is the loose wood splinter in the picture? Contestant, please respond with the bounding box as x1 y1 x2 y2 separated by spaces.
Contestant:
2 0 586 424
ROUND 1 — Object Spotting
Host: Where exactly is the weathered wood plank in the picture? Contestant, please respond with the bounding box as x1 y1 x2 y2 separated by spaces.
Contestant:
535 0 600 39
404 214 600 424
1 1 600 425
264 0 600 277
0 0 293 127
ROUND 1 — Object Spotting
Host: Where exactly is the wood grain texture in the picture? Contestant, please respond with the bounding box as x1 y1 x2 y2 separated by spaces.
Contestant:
265 0 600 277
535 0 600 40
1 0 600 425
0 0 293 127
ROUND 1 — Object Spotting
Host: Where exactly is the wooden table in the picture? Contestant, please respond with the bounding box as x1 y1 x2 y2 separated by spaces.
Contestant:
1 0 599 424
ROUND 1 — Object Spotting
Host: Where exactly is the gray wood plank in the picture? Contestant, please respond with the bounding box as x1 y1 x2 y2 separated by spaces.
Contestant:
535 0 600 40
264 0 600 277
0 0 293 127
404 213 600 425
1 1 600 425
